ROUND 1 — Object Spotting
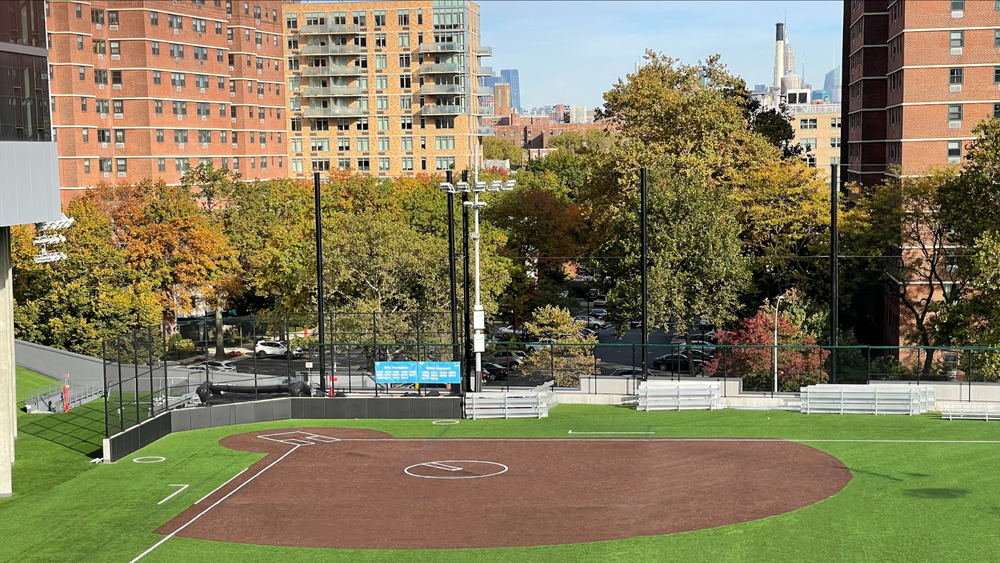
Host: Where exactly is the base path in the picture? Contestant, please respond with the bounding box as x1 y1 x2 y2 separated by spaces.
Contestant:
157 428 850 549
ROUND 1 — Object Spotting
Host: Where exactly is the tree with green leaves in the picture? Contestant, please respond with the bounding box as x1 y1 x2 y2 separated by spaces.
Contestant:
519 305 599 386
483 137 525 165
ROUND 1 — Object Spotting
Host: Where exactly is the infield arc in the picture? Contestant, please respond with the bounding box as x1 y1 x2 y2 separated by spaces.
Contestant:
158 428 851 549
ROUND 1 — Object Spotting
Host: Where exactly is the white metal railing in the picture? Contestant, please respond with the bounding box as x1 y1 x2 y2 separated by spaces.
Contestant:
940 402 1000 421
800 384 935 415
302 66 364 76
419 42 463 53
787 104 841 115
422 105 466 115
420 63 465 74
465 381 553 419
303 106 364 117
301 86 365 97
300 44 362 55
421 84 466 94
300 24 361 35
637 381 721 411
24 379 104 413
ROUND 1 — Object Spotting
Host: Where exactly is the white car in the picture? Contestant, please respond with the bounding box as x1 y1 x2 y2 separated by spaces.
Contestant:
574 316 607 330
487 350 527 367
188 360 236 372
255 340 302 358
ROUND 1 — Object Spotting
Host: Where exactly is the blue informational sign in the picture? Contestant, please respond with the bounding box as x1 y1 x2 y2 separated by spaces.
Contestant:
374 361 461 384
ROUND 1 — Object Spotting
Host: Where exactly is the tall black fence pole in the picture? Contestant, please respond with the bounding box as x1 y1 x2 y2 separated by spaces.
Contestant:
315 171 327 396
252 316 258 401
640 167 649 380
147 326 154 417
116 337 123 432
462 170 472 387
446 170 461 393
831 164 839 383
103 339 109 438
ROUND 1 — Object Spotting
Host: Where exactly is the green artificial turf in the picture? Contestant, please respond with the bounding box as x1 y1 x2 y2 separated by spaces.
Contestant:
4 368 1000 562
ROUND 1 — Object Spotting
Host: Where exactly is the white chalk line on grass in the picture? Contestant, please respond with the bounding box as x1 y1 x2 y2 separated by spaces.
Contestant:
129 445 300 563
568 430 655 435
330 437 1000 444
156 485 189 506
194 468 247 505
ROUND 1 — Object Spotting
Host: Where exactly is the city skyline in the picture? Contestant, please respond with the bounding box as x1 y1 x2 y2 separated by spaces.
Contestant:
479 0 843 110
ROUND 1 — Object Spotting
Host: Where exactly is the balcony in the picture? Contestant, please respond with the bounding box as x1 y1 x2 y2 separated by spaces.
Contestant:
419 42 463 53
476 106 495 116
301 44 362 56
420 63 465 74
300 24 361 35
477 45 493 57
477 66 494 76
422 105 466 115
478 126 495 136
303 107 365 117
301 86 365 98
421 84 466 94
302 66 366 76
477 85 494 96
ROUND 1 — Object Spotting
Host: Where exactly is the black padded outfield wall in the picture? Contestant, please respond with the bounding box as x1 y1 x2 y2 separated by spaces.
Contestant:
103 397 463 462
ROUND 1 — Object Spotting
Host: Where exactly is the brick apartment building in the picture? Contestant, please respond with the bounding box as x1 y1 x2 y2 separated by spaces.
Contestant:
281 0 494 178
483 113 606 159
46 0 287 203
842 0 1000 351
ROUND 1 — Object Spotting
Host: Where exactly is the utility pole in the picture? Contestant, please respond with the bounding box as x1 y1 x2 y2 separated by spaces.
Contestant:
830 164 839 384
640 167 649 379
314 172 326 395
461 170 472 390
445 171 461 392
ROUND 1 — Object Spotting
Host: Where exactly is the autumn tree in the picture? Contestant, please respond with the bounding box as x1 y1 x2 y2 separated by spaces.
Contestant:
520 305 599 386
483 137 525 164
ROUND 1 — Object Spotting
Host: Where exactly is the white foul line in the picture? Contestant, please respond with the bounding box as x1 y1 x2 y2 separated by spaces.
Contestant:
194 468 248 505
129 445 300 563
568 430 655 435
330 437 1000 444
157 485 189 505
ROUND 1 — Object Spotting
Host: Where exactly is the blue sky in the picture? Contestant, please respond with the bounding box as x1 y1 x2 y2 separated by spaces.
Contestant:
478 1 844 111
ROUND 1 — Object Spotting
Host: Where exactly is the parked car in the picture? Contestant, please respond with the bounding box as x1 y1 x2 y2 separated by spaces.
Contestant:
593 296 607 307
255 340 302 359
487 350 526 367
589 309 607 320
188 360 236 372
651 353 705 374
574 315 607 330
481 363 509 381
494 325 528 340
524 338 557 354
608 368 645 378
579 328 598 339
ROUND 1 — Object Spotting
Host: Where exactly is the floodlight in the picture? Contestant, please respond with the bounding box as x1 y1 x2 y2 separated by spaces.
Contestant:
439 182 455 194
33 234 67 246
455 181 470 192
472 181 487 193
503 180 516 191
33 251 67 264
35 213 75 232
487 180 502 192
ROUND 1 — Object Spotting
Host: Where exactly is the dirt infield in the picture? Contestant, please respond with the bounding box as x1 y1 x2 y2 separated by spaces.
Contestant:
157 428 851 549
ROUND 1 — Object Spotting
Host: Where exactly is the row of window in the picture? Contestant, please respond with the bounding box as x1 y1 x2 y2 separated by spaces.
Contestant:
291 155 452 175
799 117 841 130
798 137 841 150
80 154 282 175
73 127 282 145
289 135 454 153
288 8 423 30
76 96 282 121
289 115 455 133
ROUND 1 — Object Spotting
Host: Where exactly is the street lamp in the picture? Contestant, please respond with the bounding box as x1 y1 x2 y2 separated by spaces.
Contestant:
773 294 785 395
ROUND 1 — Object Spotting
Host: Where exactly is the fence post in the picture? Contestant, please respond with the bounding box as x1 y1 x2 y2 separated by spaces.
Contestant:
148 326 154 417
116 336 123 433
132 331 141 425
103 339 109 438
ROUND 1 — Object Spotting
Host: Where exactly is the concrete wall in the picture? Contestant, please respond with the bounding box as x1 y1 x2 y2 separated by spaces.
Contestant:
14 340 106 384
1 228 14 496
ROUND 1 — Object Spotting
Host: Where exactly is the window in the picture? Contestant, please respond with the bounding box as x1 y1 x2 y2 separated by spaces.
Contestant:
291 158 303 173
156 129 164 143
151 41 160 55
94 69 108 85
800 118 817 130
398 10 410 26
193 18 206 33
419 136 426 150
286 14 297 29
111 70 122 86
399 54 410 68
82 128 89 143
194 47 208 61
401 136 413 151
357 158 370 172
150 11 158 25
219 103 226 117
114 129 125 143
375 54 387 69
417 9 423 25
80 97 88 112
168 14 182 30
374 10 386 26
97 129 111 143
198 130 211 144
337 138 350 151
195 75 209 89
310 138 329 152
77 4 82 18
93 40 105 54
951 0 965 11
399 95 412 111
435 157 455 171
378 157 390 173
356 137 369 151
400 75 411 89
799 138 817 151
356 117 369 131
291 118 302 132
805 155 816 168
99 158 112 173
948 104 963 121
948 140 962 159
353 11 366 27
217 77 224 90
116 158 127 174
377 137 389 152
153 71 161 84
84 159 91 173
216 22 222 35
995 66 1000 84
995 104 1000 119
375 33 387 48
197 102 210 116
220 130 227 143
435 117 454 129
830 137 841 149
376 116 389 131
401 116 413 130
313 159 330 172
950 31 964 48
336 158 349 171
172 101 187 115
154 100 163 114
174 129 188 143
91 9 104 25
169 44 185 59
171 73 186 87
313 119 329 131
79 66 86 81
233 157 239 171
401 157 413 171
96 99 109 113
107 10 118 26
950 67 963 84
77 35 83 50
175 158 190 172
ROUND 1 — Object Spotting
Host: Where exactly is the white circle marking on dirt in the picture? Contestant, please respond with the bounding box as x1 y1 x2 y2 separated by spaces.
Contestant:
404 460 508 479
431 419 460 425
133 456 166 464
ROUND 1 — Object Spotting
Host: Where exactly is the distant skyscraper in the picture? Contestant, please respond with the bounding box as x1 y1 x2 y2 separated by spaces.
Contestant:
824 65 842 103
500 69 520 112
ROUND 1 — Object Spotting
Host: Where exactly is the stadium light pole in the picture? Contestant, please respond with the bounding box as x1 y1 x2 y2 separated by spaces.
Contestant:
440 171 463 393
830 164 839 384
773 294 785 395
314 172 326 396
